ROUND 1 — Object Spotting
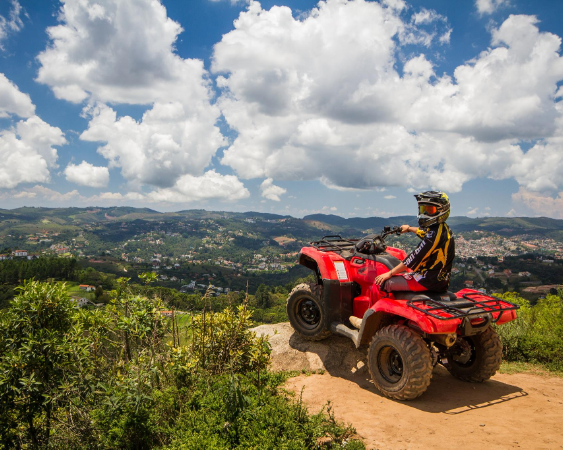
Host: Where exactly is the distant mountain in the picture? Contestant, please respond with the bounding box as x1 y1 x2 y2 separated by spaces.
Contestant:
303 214 563 235
303 214 414 230
1 206 563 237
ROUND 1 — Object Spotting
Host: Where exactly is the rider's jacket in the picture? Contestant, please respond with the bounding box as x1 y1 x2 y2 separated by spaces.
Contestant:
402 222 455 291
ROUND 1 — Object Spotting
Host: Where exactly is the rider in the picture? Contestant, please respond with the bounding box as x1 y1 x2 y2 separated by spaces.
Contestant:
374 191 455 292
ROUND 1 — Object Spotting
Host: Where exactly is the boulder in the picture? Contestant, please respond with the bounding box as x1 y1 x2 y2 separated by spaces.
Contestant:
251 322 368 376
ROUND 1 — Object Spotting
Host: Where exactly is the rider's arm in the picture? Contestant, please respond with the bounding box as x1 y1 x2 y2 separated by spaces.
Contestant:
401 224 426 238
388 262 407 276
374 262 407 285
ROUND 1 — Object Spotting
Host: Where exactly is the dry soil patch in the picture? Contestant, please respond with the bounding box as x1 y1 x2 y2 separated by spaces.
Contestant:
253 323 563 450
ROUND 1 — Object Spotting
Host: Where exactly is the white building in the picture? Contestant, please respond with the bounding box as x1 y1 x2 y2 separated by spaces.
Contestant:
72 297 89 308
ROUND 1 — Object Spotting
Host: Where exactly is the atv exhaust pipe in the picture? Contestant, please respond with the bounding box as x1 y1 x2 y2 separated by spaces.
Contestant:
432 333 457 348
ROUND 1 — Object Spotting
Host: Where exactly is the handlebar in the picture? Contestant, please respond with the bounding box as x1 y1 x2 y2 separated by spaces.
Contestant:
354 226 402 254
381 226 402 240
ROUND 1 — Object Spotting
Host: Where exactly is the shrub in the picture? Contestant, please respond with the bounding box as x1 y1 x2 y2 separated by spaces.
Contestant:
0 281 91 448
496 292 563 370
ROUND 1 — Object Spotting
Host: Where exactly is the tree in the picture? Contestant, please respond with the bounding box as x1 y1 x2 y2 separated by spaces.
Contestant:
0 281 91 448
94 284 104 300
255 284 271 309
485 277 503 290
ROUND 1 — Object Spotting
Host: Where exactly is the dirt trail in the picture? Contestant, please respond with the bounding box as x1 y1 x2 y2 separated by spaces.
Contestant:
286 369 563 450
252 323 563 450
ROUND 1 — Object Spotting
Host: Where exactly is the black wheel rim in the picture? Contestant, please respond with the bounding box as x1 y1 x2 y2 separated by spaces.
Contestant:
295 297 321 330
452 338 476 367
377 345 404 384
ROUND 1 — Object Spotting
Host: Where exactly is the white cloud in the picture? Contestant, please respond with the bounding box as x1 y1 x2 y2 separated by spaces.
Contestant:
0 73 34 118
81 102 225 188
512 188 563 219
212 4 563 195
476 0 509 16
37 0 236 200
64 161 110 188
209 0 248 4
0 116 66 188
37 0 210 105
5 185 81 202
384 195 397 199
467 207 479 215
0 75 66 189
145 170 250 203
0 0 24 49
260 178 287 201
412 8 446 25
381 0 406 12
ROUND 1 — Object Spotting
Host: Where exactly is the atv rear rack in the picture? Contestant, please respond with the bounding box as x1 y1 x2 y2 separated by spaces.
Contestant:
407 292 520 323
309 235 359 254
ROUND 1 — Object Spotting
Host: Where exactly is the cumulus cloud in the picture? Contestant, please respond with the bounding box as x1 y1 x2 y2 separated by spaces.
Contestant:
145 170 250 203
36 0 211 105
6 185 81 202
80 102 225 188
0 75 65 189
64 161 110 188
476 0 509 16
208 0 249 4
512 188 563 219
260 178 286 201
384 195 397 199
0 116 66 188
412 8 446 25
0 0 24 49
213 3 563 194
36 0 239 202
0 73 34 118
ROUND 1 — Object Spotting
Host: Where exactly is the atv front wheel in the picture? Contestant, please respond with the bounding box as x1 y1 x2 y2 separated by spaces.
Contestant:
443 326 502 382
286 283 331 341
368 325 433 400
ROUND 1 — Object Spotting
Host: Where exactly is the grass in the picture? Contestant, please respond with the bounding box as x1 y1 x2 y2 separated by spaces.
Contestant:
499 360 563 377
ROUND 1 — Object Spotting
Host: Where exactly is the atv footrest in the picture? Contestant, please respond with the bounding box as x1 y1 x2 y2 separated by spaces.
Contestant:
407 292 519 322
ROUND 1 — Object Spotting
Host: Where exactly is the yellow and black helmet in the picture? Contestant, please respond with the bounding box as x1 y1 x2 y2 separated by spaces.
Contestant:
414 191 450 228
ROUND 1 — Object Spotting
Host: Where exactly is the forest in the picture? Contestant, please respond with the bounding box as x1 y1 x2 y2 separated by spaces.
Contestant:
0 279 363 449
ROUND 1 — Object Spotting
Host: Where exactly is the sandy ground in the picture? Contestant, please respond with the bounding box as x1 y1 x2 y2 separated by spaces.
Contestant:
286 368 563 450
251 323 563 450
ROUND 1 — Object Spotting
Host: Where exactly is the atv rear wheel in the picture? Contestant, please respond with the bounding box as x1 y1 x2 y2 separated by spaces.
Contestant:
443 326 502 382
368 325 433 400
286 283 331 341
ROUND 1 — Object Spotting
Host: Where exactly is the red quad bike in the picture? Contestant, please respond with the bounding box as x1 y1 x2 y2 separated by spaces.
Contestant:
286 227 520 400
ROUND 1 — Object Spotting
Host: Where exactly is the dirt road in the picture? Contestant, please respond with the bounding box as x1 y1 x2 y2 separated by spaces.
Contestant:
252 323 563 449
286 368 563 450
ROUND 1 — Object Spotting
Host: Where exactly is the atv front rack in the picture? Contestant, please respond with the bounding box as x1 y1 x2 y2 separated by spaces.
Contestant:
407 292 520 323
309 235 359 254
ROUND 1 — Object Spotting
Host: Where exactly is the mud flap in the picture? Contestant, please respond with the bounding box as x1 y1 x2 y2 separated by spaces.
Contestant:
323 279 353 325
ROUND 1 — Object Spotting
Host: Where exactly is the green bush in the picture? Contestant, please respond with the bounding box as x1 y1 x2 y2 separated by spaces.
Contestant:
0 281 92 448
496 292 563 370
0 280 364 449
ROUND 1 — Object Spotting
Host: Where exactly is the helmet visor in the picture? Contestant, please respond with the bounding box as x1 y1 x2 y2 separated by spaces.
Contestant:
419 204 437 215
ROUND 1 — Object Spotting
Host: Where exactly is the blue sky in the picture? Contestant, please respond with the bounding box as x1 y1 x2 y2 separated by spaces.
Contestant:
1 0 563 218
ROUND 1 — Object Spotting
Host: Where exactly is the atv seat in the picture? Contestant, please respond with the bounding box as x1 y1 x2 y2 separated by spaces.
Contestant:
348 253 402 270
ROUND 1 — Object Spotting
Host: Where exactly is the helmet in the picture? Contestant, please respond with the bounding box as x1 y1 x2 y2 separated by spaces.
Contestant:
415 191 450 228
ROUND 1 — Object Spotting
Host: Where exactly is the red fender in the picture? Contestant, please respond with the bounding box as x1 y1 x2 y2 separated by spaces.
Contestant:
370 298 459 334
299 246 350 281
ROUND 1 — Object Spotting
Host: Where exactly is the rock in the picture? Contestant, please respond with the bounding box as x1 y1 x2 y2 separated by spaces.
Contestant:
250 322 368 375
